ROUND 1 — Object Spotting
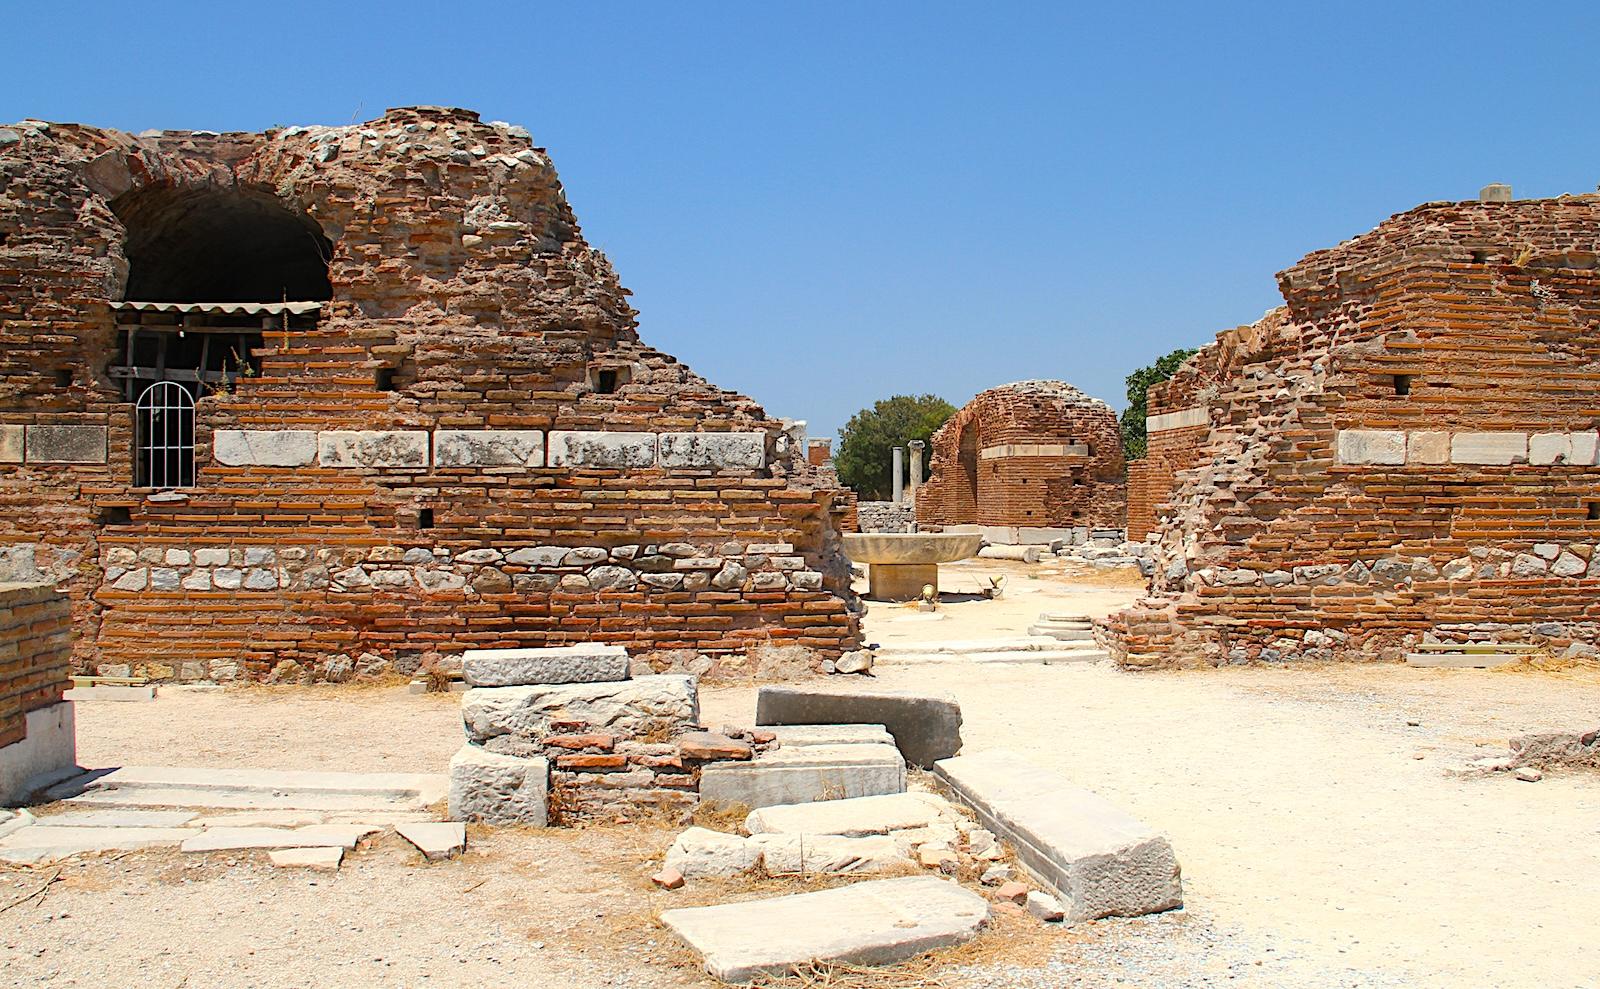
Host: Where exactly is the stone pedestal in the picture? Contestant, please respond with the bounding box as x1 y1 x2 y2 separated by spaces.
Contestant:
868 563 938 602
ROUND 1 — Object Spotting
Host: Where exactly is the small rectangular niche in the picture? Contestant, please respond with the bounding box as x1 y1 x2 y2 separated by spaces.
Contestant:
1393 374 1413 396
416 508 435 530
54 368 72 387
1587 500 1600 522
98 505 132 526
375 367 398 392
588 365 632 394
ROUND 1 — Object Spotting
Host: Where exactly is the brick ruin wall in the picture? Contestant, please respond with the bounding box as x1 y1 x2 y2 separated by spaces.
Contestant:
855 500 916 533
0 107 862 683
1101 197 1600 667
917 380 1126 531
1125 341 1236 541
0 583 71 750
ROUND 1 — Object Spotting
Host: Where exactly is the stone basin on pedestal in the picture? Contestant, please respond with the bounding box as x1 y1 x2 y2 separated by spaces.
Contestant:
842 532 984 602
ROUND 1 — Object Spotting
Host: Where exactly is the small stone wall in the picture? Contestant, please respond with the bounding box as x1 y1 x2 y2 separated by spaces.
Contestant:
856 501 915 533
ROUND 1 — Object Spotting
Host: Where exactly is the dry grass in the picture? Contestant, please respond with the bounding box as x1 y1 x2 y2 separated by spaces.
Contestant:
1490 651 1600 680
690 799 752 832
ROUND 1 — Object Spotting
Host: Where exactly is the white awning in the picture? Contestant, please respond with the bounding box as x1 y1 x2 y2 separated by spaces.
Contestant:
111 300 324 315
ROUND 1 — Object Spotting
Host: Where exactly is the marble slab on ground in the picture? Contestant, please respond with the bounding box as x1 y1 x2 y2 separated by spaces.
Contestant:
396 822 466 860
33 809 197 828
269 846 344 871
743 792 957 837
660 875 989 983
179 824 380 853
0 826 194 864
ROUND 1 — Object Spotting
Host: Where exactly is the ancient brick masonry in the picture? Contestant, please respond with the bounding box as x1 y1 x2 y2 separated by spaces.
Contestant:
1103 196 1600 667
917 380 1125 533
0 583 70 751
0 107 862 682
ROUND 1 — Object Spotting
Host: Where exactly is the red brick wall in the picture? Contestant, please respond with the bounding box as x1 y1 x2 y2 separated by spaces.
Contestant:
0 583 71 749
1102 199 1600 667
917 380 1126 531
0 109 861 682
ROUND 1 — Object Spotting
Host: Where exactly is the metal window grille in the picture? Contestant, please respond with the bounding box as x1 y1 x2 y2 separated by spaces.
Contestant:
135 381 196 488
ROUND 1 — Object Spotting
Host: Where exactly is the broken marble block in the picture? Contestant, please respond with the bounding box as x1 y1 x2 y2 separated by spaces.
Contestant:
447 744 549 826
755 686 962 768
698 742 905 809
749 833 910 875
461 674 698 748
935 748 1181 922
660 875 989 983
664 826 762 878
461 644 631 687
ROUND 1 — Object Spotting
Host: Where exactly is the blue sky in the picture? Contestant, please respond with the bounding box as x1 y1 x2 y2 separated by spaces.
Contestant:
7 2 1599 440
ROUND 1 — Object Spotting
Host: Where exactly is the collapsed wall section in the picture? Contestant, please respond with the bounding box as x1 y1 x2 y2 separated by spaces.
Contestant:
0 108 861 682
1102 197 1600 667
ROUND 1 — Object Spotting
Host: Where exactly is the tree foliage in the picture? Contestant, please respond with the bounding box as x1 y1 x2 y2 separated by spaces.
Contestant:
1121 348 1198 460
835 394 956 500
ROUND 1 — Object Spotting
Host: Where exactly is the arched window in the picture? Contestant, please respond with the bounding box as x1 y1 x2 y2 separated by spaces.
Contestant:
135 381 196 488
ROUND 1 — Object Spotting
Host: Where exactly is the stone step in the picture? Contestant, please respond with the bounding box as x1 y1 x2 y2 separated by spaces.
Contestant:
660 875 990 983
766 724 894 747
1025 625 1095 641
756 686 963 769
32 809 197 828
0 825 194 864
935 749 1182 923
1411 642 1539 653
179 824 381 853
700 743 905 810
872 637 1068 656
1405 652 1524 668
269 846 344 872
880 649 1107 666
43 765 447 812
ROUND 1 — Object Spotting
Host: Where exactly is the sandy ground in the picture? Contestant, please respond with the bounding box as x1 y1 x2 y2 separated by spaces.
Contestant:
5 561 1599 988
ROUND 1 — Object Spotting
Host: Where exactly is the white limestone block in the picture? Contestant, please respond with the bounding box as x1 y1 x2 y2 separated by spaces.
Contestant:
460 675 698 744
1451 432 1527 465
1571 431 1599 465
24 424 107 464
744 792 958 837
699 743 906 809
447 745 549 826
749 833 910 875
317 430 429 468
396 821 467 861
1406 431 1450 465
212 429 318 467
664 826 762 878
1529 432 1573 466
658 431 766 469
433 430 545 468
462 644 631 686
1335 429 1405 465
0 425 22 464
545 430 657 468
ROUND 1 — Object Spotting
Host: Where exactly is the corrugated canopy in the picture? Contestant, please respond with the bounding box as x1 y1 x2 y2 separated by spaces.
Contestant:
111 300 324 315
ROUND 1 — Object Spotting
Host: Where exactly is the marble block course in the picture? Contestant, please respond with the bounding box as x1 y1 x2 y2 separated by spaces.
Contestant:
660 875 989 984
461 674 698 744
700 742 905 810
433 429 544 468
546 430 657 468
448 745 549 826
461 644 631 686
24 424 107 464
935 749 1182 923
755 686 963 768
211 429 318 467
317 430 430 468
766 724 895 748
0 424 23 463
657 431 765 469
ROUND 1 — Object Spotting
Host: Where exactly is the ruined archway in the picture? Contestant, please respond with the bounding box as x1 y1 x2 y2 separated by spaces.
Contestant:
113 185 332 303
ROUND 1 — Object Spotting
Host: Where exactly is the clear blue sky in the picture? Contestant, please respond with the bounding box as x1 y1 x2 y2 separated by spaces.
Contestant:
7 3 1600 440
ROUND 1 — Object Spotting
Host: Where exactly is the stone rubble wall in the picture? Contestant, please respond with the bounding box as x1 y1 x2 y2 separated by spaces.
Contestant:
0 583 71 750
0 108 861 682
1102 197 1600 667
917 380 1126 532
855 501 915 533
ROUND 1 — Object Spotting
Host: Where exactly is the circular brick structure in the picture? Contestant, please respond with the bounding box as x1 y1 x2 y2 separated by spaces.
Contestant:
915 380 1125 533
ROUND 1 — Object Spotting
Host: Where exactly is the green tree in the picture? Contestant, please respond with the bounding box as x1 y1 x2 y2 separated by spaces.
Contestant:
1121 348 1198 460
835 394 956 500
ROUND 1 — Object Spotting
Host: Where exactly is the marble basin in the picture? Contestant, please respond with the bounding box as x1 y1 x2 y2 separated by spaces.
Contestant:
842 532 983 601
